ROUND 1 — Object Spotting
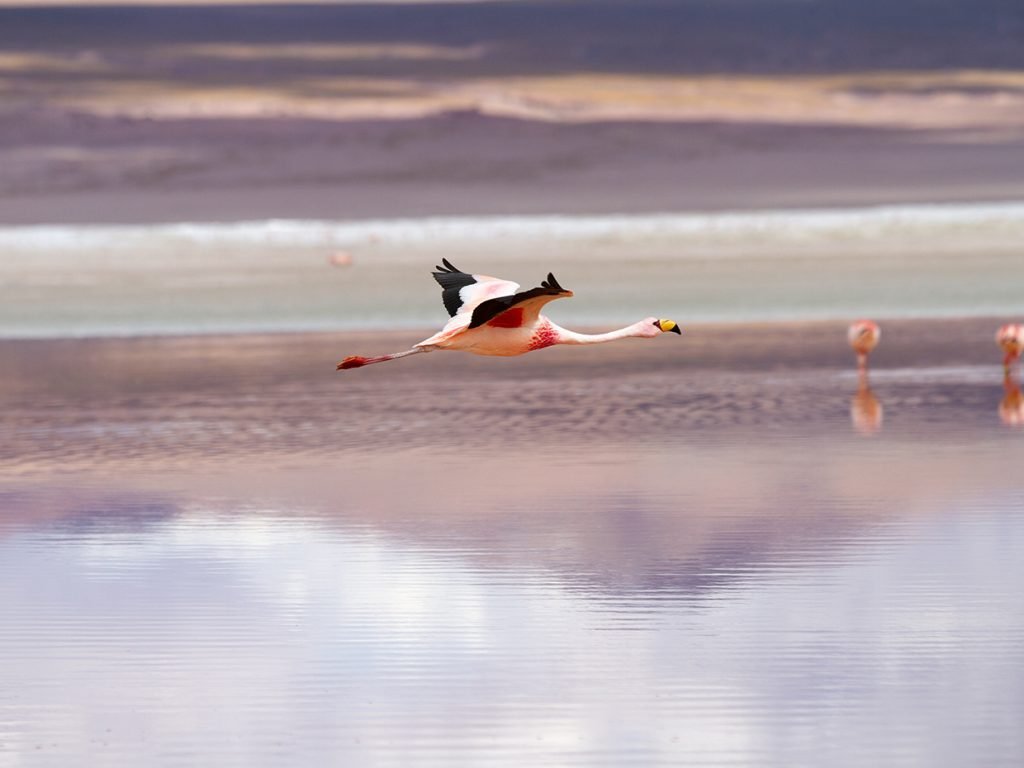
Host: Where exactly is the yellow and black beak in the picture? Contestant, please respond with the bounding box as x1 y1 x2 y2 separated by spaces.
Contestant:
658 319 682 335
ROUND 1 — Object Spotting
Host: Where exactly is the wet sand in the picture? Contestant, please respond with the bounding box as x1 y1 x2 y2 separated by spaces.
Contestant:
3 316 1021 597
2 316 1017 475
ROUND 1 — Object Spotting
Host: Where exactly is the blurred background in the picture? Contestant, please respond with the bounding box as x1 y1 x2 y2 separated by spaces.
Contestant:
4 6 1024 766
1 0 1023 334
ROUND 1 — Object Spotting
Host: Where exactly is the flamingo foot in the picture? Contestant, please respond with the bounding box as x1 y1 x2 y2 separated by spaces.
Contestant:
337 356 369 370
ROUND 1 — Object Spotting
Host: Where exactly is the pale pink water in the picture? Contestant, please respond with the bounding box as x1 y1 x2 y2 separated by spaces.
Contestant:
2 327 1023 766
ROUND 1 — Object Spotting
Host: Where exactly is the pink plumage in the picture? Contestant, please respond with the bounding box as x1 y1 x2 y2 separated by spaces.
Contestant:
996 323 1024 369
848 320 880 373
336 260 681 370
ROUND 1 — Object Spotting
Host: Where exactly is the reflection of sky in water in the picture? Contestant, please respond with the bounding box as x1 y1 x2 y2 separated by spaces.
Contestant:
2 494 1023 766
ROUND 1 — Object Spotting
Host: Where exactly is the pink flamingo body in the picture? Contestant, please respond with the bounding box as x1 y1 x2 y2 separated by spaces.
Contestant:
848 320 880 374
996 323 1024 370
337 259 681 370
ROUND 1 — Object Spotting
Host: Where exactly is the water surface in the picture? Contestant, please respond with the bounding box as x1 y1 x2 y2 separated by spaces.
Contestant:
2 330 1022 765
2 202 1023 337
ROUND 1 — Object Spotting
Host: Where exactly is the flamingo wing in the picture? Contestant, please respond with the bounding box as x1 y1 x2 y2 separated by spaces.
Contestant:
432 259 519 317
469 272 574 329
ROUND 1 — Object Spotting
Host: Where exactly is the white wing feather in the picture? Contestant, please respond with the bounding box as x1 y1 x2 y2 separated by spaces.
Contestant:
416 274 519 348
454 274 520 316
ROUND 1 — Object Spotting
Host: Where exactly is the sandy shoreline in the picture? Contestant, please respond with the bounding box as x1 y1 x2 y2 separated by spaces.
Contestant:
5 201 1024 339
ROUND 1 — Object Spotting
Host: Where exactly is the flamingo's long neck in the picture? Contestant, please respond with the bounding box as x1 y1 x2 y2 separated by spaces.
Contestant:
551 320 650 346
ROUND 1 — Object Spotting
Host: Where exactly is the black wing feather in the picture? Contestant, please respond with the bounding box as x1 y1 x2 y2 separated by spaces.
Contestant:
431 258 477 317
541 273 564 291
469 273 570 329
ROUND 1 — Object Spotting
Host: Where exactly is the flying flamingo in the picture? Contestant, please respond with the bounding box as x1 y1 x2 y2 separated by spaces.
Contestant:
336 259 681 370
996 323 1023 372
848 320 880 376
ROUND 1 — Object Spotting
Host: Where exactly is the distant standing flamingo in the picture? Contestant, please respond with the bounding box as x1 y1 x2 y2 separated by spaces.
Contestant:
848 320 880 375
337 259 681 370
996 323 1023 371
329 250 354 267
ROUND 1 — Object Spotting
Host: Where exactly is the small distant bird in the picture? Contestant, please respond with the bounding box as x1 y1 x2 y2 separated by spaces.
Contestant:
848 320 880 374
996 323 1023 371
337 259 681 370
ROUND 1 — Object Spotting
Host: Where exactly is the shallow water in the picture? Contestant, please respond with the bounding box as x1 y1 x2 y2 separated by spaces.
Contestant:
2 332 1023 766
2 202 1024 337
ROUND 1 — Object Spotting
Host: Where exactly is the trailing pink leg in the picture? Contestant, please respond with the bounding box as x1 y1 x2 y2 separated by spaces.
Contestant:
336 348 426 370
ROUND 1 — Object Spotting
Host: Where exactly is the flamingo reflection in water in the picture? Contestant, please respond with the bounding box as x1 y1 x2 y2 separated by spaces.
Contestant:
996 324 1023 426
1000 371 1024 427
851 379 884 435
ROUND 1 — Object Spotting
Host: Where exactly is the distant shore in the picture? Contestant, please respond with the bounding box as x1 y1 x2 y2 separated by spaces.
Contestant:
4 111 1024 226
3 2 1024 225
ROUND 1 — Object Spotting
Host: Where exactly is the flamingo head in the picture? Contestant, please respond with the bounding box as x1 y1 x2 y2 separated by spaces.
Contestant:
640 317 682 338
848 320 880 356
996 323 1024 365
